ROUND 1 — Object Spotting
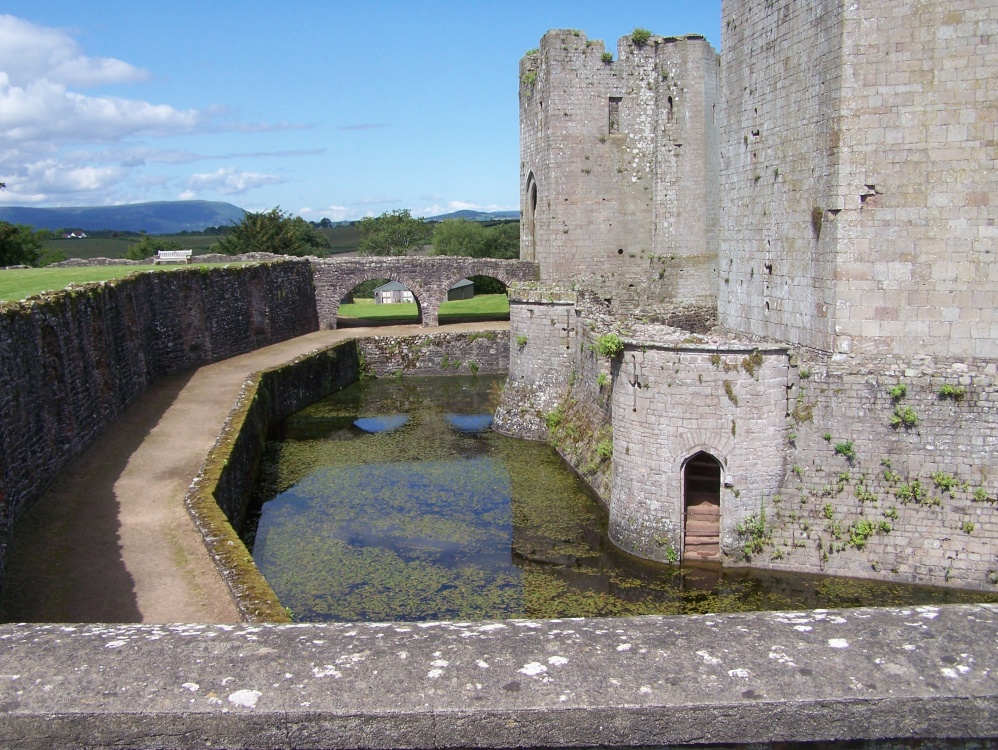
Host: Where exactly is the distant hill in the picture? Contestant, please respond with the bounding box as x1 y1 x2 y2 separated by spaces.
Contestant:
0 200 246 234
426 210 519 222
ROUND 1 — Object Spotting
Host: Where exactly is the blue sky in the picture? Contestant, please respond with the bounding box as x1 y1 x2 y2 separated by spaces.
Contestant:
0 2 720 221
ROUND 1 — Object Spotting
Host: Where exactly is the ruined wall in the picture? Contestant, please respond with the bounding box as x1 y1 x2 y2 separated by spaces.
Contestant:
610 330 790 563
0 261 318 585
493 286 579 440
741 351 998 590
719 0 998 357
520 30 719 310
357 330 508 378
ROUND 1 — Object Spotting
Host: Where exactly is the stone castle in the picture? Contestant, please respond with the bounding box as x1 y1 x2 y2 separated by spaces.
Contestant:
497 0 998 589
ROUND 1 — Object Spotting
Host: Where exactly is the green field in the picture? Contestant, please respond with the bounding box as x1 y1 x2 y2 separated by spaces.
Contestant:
0 264 243 303
338 294 509 324
39 223 361 261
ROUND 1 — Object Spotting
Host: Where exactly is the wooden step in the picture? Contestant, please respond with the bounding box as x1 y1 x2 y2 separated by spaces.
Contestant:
686 507 721 523
684 535 719 546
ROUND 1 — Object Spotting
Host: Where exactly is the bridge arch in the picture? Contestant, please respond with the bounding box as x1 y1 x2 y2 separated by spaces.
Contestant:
330 272 427 327
311 257 539 329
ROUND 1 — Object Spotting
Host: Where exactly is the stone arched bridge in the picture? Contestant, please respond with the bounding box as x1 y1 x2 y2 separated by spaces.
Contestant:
312 256 539 328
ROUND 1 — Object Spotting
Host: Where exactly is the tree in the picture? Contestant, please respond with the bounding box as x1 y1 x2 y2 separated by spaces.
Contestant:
479 221 519 259
432 219 485 257
215 208 330 256
126 236 182 261
0 223 42 266
433 219 519 259
357 209 431 256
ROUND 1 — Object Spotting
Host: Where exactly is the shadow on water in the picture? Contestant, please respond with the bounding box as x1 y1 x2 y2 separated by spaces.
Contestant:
244 376 998 623
0 372 194 623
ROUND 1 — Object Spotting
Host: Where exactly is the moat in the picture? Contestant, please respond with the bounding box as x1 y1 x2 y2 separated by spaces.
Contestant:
244 375 997 622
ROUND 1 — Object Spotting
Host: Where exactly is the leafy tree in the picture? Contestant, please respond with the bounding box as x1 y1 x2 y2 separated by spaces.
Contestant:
480 221 519 259
357 209 431 256
215 208 330 256
0 223 42 266
469 274 507 294
432 219 486 257
433 219 519 260
126 236 182 261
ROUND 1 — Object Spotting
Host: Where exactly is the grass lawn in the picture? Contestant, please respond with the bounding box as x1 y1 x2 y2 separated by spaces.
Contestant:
0 264 244 303
337 293 510 324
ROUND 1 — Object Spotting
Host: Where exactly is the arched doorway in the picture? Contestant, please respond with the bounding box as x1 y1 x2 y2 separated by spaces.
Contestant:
682 452 721 561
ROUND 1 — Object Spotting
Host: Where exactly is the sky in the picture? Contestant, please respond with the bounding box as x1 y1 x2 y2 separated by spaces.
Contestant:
0 1 720 222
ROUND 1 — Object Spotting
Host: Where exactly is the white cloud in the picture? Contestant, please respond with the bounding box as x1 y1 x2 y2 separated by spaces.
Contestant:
185 167 283 196
299 205 355 222
0 73 203 145
418 199 518 216
0 15 148 88
0 15 305 206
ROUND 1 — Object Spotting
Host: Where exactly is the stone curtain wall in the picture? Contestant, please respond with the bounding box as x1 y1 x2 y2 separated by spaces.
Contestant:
357 331 508 379
745 352 998 590
610 334 790 564
0 261 318 587
519 30 719 307
311 257 538 329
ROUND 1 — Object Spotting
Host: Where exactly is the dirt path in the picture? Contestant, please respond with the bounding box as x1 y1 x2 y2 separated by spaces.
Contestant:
0 322 507 624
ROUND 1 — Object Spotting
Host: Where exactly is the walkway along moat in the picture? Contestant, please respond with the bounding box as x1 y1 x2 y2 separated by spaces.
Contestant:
244 375 998 622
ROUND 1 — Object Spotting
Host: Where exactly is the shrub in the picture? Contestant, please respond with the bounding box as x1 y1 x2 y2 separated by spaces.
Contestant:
631 28 652 46
600 52 613 63
889 405 918 429
544 406 564 432
938 384 966 401
834 441 856 461
595 436 613 460
930 471 960 496
594 332 624 358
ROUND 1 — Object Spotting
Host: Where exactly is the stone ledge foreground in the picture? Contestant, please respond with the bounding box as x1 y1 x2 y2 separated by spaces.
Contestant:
1 605 995 749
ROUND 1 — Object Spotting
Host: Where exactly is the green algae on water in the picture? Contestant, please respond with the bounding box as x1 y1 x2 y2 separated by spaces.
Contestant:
246 376 998 623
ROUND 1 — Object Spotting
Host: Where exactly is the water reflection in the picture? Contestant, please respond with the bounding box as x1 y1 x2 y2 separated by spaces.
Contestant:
354 415 409 433
245 376 998 623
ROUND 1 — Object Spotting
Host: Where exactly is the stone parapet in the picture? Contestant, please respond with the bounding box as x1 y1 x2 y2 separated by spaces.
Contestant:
1 604 996 748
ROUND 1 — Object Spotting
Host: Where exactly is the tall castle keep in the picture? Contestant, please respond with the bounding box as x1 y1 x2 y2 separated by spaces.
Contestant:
497 0 998 590
519 30 719 311
720 0 997 357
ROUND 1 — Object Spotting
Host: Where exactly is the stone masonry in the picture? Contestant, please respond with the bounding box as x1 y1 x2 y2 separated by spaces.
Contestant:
519 30 719 313
719 0 998 358
0 261 318 591
312 256 537 328
505 2 998 589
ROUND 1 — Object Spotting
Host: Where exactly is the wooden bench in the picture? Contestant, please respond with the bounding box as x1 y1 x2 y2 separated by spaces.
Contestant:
154 249 193 265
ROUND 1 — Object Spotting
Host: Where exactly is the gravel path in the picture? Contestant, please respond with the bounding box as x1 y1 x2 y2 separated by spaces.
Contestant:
0 322 507 624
